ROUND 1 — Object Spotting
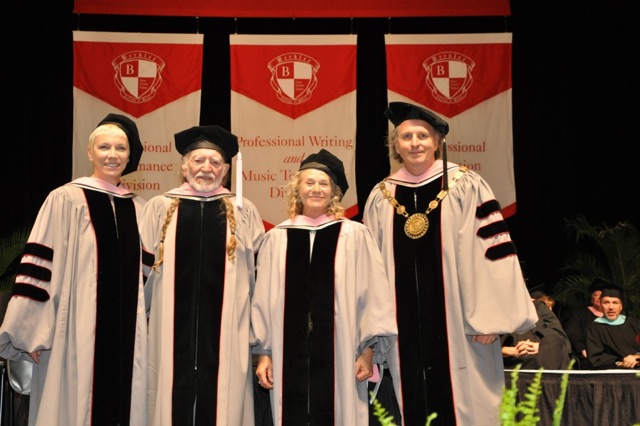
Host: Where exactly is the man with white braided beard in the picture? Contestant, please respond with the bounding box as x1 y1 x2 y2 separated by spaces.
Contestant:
139 125 265 425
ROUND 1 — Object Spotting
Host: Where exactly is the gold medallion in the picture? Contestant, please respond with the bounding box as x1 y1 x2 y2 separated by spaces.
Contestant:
404 213 428 239
380 167 467 240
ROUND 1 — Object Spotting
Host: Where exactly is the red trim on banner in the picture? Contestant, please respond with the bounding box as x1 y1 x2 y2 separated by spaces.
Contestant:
386 33 517 218
386 42 512 117
231 35 358 228
502 202 516 219
231 44 356 119
73 0 510 18
344 204 359 219
74 40 203 118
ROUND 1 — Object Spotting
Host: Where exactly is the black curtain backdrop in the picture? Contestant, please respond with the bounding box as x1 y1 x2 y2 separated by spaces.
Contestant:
4 0 638 291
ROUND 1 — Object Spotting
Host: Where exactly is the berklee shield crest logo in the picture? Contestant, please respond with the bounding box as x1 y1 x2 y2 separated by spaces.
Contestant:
112 51 165 104
423 52 475 104
268 52 319 105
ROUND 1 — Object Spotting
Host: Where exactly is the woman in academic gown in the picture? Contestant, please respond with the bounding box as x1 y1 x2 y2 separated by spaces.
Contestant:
0 113 148 426
252 149 398 426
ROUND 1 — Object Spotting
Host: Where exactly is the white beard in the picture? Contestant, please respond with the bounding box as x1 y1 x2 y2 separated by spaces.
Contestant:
186 173 223 192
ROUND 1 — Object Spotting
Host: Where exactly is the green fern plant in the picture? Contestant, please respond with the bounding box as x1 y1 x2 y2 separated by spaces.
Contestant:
551 215 640 319
0 224 32 292
369 395 398 426
369 392 437 426
500 359 575 426
500 364 542 426
551 363 571 426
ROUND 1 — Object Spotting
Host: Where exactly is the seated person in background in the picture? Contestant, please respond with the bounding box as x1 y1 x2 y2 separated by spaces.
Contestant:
501 285 572 370
585 281 640 369
563 279 605 369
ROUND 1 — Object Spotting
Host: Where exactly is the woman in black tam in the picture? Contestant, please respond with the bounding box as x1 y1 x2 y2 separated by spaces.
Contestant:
252 149 398 426
0 113 147 426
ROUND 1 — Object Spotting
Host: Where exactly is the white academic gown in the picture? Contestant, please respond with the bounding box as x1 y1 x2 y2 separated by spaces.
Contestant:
363 160 537 426
0 177 148 426
251 215 398 426
140 184 265 426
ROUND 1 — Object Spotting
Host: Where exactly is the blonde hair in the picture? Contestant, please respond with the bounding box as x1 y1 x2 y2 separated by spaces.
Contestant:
284 170 345 219
88 123 128 150
152 198 181 269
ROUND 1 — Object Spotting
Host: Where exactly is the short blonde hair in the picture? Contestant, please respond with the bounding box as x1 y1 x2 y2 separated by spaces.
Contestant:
88 123 128 150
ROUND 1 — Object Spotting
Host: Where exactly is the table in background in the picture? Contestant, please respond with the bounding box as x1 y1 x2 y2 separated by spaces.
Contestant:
504 369 640 425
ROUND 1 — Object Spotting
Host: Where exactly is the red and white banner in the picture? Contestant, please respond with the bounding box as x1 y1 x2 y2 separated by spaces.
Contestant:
73 31 203 201
230 34 357 229
73 0 510 18
386 33 516 217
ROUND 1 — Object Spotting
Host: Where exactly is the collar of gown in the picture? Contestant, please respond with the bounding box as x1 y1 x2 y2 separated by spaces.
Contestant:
588 306 604 317
387 159 445 185
71 176 136 198
164 182 232 199
594 314 626 325
277 214 339 229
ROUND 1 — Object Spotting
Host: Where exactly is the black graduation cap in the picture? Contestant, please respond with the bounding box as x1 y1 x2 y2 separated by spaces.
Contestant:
589 278 616 292
299 149 349 197
174 125 239 161
593 279 624 300
384 101 449 136
384 101 452 189
97 113 143 176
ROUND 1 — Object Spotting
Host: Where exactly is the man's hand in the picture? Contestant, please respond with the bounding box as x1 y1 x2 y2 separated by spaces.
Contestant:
355 346 374 381
28 350 42 364
255 355 274 389
472 334 498 345
618 354 640 369
514 339 539 357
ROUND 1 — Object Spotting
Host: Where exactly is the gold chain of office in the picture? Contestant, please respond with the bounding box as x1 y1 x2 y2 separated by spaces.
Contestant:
379 167 467 239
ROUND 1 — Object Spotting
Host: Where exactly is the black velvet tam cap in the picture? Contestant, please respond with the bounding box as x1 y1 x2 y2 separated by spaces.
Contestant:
594 279 625 300
299 148 349 197
589 278 619 293
174 125 239 161
384 101 449 136
97 113 143 176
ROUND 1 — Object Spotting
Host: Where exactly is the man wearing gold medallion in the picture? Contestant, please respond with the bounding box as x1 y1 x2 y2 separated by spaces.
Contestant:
363 102 537 426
